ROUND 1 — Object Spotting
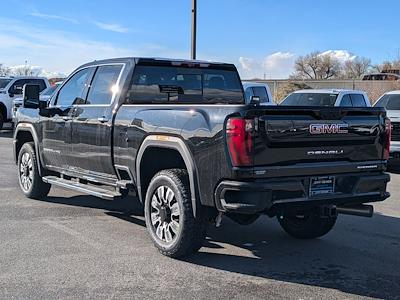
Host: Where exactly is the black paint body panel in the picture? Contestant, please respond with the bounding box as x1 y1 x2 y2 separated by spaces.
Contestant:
13 57 390 213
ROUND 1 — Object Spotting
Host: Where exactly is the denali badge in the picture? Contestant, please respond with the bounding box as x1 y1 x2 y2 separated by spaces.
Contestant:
307 150 344 155
309 124 348 134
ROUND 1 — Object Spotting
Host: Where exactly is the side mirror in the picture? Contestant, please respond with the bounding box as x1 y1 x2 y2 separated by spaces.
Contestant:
23 84 40 109
250 95 261 105
9 92 14 98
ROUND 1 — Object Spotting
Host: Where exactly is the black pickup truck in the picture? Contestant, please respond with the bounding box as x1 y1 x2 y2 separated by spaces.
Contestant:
14 57 391 257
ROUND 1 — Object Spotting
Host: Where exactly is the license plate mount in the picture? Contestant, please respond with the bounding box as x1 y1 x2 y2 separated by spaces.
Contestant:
309 176 335 197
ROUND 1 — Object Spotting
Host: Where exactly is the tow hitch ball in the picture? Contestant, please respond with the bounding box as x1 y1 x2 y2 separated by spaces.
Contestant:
321 204 374 218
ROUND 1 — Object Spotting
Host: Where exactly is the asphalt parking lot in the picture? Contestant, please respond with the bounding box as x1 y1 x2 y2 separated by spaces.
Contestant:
1 129 400 299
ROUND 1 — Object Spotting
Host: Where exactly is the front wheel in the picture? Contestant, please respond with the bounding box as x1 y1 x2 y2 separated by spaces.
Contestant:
18 142 51 199
144 169 207 258
278 211 337 239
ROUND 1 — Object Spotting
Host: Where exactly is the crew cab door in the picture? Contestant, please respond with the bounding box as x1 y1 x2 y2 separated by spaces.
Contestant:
69 64 124 179
41 68 94 170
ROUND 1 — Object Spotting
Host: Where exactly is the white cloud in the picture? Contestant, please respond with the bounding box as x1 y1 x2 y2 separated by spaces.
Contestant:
238 50 359 79
0 18 185 76
30 11 79 24
320 50 356 63
92 21 129 33
238 52 296 79
238 57 254 71
263 52 296 79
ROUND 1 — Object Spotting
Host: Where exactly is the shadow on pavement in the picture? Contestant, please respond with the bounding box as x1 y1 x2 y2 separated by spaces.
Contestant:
41 194 145 223
388 159 400 174
186 213 400 299
36 190 400 298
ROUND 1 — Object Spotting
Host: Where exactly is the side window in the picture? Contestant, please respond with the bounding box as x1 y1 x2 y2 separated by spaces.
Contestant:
86 65 123 105
29 79 47 92
244 87 253 102
350 94 367 107
56 68 93 106
9 79 28 95
340 94 352 107
252 86 269 103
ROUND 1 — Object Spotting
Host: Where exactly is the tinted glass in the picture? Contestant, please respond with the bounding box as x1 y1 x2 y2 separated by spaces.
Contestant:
41 85 58 96
340 94 352 107
128 65 243 104
244 87 252 101
252 86 269 103
29 79 46 92
375 94 400 110
10 79 47 95
282 93 338 106
9 79 28 94
86 65 122 105
56 68 92 106
0 79 11 89
350 94 367 107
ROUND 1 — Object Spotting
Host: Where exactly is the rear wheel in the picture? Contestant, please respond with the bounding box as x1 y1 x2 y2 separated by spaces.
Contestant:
144 169 207 258
18 142 51 199
0 113 4 131
278 210 337 239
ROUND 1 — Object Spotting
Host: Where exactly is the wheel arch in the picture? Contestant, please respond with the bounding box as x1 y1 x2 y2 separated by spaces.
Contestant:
136 135 200 217
0 102 7 121
14 123 43 176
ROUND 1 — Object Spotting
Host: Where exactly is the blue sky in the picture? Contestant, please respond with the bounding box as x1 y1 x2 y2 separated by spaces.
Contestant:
0 0 399 78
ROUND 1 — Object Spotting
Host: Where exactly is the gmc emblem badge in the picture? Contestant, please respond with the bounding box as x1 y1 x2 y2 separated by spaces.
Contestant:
309 124 349 134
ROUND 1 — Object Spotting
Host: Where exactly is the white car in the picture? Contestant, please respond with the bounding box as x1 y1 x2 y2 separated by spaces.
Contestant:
374 90 400 158
0 76 50 130
12 82 62 121
242 81 275 105
281 89 371 107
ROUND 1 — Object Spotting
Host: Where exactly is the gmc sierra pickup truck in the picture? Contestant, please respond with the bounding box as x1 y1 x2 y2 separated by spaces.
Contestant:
14 57 391 258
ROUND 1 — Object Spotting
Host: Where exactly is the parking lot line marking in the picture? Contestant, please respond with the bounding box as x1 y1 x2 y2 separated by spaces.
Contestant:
42 219 103 250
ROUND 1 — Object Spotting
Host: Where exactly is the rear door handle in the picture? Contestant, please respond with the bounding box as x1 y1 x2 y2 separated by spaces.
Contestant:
98 116 109 123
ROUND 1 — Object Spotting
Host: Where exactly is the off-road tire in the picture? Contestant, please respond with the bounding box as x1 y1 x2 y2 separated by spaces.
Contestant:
0 113 4 131
144 168 207 258
18 142 51 199
278 212 337 239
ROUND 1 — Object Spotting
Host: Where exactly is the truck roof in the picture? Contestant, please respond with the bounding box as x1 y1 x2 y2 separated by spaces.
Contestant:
292 89 364 94
384 90 400 95
0 76 48 80
79 57 237 70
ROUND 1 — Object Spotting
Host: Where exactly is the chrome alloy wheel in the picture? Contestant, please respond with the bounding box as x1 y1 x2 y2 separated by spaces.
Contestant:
19 152 33 192
150 185 181 243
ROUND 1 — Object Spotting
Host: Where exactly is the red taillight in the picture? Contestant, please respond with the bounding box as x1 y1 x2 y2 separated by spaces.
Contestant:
226 117 254 167
384 118 391 160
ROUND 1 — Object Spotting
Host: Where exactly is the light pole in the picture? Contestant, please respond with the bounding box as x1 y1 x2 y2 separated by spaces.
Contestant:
191 0 197 60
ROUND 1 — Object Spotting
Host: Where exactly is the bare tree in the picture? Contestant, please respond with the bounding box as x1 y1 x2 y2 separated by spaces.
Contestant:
372 60 400 73
343 57 371 79
11 65 37 76
292 51 342 79
0 64 10 76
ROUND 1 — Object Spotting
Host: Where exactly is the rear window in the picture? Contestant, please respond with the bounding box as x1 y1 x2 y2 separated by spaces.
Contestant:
0 79 11 89
375 94 400 110
252 86 269 103
127 65 243 104
350 94 367 107
281 93 338 107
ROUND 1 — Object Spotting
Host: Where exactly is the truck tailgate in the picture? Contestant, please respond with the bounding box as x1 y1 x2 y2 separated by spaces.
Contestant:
245 107 387 166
